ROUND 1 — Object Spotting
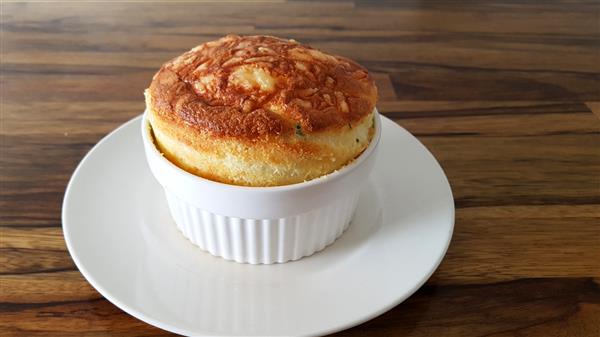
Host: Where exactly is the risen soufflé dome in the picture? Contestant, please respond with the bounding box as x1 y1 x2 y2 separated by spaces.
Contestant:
145 35 378 186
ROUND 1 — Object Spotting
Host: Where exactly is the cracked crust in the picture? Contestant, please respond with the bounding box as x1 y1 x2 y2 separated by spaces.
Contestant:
145 35 378 186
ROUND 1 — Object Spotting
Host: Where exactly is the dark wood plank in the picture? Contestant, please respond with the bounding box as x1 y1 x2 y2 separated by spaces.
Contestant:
434 205 600 284
587 102 600 120
332 278 600 337
0 297 169 337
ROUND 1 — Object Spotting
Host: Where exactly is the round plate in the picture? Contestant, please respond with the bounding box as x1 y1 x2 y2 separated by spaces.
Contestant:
62 115 454 337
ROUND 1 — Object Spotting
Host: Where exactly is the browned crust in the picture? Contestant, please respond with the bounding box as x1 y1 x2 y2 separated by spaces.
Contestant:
148 35 378 139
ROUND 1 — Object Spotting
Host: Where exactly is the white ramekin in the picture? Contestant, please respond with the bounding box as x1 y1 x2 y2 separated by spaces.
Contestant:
141 110 381 264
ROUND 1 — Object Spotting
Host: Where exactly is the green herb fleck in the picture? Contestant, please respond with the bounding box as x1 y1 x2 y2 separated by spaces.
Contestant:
355 138 359 143
295 124 304 137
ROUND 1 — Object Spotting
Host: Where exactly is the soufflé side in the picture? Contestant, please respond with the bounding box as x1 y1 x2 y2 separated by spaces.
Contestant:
145 35 378 186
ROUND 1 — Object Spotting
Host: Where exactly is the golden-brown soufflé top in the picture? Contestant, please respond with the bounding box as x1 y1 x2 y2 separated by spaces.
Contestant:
148 35 378 139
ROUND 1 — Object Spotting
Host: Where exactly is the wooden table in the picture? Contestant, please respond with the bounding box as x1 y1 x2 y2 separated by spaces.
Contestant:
1 1 599 336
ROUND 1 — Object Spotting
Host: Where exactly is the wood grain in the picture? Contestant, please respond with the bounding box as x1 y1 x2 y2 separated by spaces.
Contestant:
1 1 599 336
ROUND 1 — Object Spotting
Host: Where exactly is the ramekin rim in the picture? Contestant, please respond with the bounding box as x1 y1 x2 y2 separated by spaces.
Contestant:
141 108 381 192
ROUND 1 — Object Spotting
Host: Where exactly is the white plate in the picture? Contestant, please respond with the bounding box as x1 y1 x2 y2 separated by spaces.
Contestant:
62 115 454 337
